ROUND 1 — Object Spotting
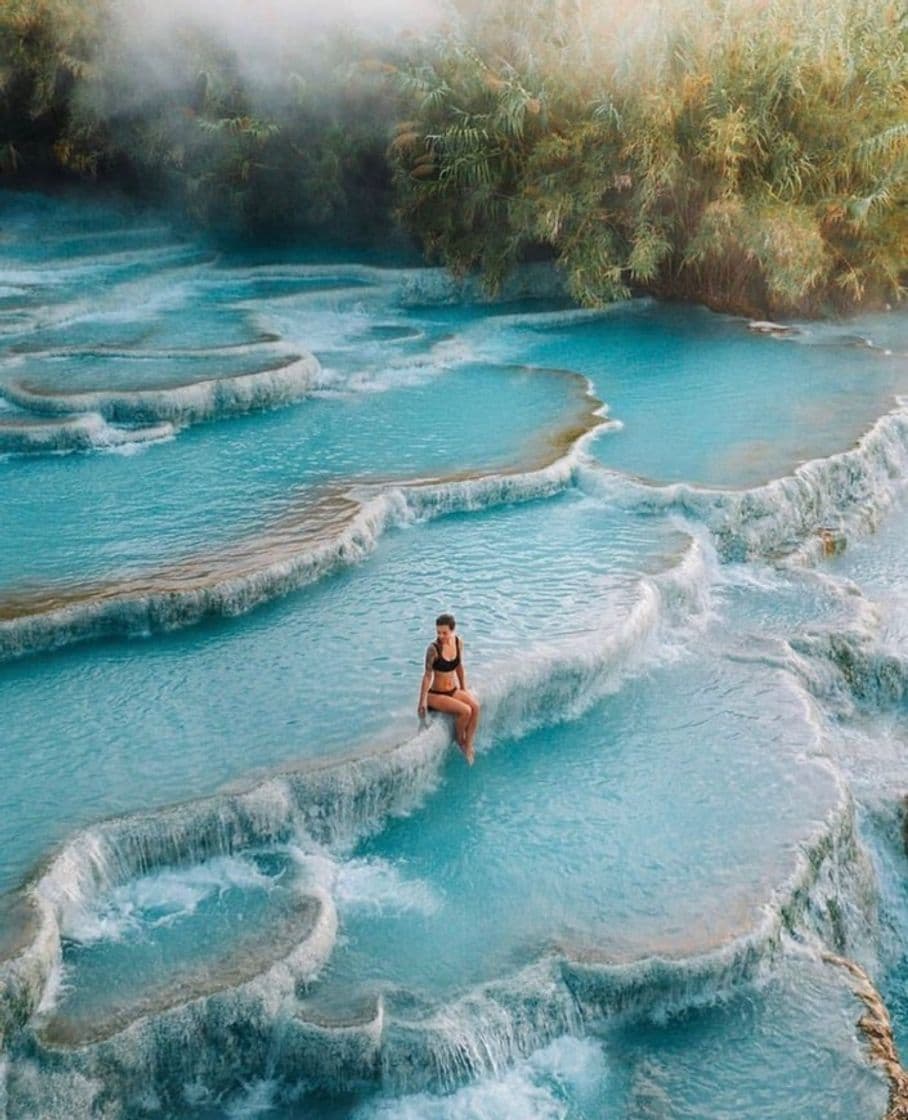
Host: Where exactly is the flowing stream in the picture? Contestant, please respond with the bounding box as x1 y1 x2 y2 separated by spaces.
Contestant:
2 191 908 1118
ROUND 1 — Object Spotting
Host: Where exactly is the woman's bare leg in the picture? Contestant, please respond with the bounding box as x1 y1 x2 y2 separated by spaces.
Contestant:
426 694 474 762
453 690 480 760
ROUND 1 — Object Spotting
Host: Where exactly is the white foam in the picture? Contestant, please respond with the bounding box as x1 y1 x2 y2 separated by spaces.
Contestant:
222 1078 280 1118
62 854 276 945
0 1058 102 1117
357 1036 603 1119
326 855 441 918
338 341 477 394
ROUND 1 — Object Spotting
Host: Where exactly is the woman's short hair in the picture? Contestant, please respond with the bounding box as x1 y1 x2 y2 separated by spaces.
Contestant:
435 613 456 629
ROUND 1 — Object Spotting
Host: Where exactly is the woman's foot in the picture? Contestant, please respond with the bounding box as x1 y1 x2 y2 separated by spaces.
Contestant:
454 721 473 764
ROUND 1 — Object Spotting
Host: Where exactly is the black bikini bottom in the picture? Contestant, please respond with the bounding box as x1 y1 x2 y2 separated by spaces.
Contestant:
428 687 458 697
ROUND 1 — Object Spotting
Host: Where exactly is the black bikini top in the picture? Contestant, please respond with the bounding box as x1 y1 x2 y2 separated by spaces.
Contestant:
432 637 461 672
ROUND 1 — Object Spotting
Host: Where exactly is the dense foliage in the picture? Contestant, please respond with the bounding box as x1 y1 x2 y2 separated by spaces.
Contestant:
391 0 907 314
1 0 905 313
0 0 102 176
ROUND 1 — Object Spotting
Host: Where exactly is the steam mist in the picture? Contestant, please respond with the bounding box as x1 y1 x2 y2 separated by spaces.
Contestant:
107 0 450 93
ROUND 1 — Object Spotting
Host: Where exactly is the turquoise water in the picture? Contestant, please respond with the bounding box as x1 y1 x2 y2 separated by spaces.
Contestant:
45 849 312 1044
340 959 885 1120
2 191 908 1119
0 361 588 587
473 300 908 487
306 653 837 999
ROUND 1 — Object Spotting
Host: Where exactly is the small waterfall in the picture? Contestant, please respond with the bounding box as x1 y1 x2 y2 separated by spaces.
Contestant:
0 353 321 425
375 967 583 1095
790 629 908 715
586 398 908 564
0 413 174 454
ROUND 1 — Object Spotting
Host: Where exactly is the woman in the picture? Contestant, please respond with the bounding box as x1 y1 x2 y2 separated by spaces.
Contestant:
417 612 480 765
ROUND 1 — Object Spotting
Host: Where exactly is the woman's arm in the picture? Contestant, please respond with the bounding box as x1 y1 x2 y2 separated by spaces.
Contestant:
418 670 433 716
418 645 435 716
456 637 467 689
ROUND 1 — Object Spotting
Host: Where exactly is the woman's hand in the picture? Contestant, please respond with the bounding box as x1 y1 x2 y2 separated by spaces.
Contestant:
417 703 427 719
